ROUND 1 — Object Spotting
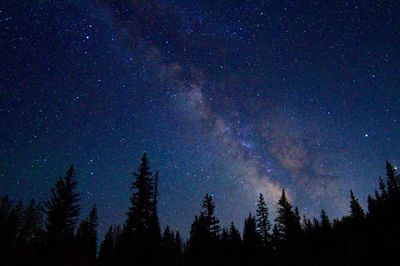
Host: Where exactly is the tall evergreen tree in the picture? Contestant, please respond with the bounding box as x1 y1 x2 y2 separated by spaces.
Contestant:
44 165 80 241
275 190 303 266
320 209 331 231
0 198 24 265
98 225 119 266
201 194 221 237
275 190 302 241
126 153 154 234
243 213 263 266
256 193 271 246
349 190 365 221
119 153 161 266
75 205 98 266
43 165 80 266
187 194 221 266
14 199 43 266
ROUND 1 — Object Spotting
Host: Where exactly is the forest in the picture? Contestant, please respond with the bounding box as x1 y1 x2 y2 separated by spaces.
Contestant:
1 153 399 266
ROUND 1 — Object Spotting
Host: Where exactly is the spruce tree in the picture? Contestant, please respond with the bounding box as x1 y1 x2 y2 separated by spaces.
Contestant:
126 153 154 235
349 190 365 221
243 213 263 266
121 153 161 266
98 226 116 266
256 193 271 246
275 190 302 241
188 194 221 266
44 165 80 241
76 205 98 266
43 165 80 266
320 209 331 231
18 199 42 243
201 194 221 237
13 199 43 265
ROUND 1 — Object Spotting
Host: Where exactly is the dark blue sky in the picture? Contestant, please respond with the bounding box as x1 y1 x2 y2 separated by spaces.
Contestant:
1 0 399 237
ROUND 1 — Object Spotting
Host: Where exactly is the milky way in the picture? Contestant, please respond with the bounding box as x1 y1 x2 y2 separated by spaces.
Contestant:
1 0 399 237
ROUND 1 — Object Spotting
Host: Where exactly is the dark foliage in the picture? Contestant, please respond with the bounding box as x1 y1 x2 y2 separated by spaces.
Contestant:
1 158 400 266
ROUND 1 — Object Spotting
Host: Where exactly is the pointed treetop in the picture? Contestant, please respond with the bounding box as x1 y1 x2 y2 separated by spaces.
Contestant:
350 190 365 220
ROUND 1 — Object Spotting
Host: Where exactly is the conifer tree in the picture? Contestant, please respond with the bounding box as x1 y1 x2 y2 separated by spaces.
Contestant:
76 205 98 266
271 224 281 250
350 190 365 221
188 194 221 266
18 199 42 243
120 153 161 266
126 153 154 234
243 213 263 266
378 176 388 199
44 165 80 241
228 222 241 246
98 226 117 266
320 209 331 231
256 193 271 246
162 226 176 266
13 199 43 265
0 198 24 265
201 194 221 237
43 165 80 266
275 190 302 241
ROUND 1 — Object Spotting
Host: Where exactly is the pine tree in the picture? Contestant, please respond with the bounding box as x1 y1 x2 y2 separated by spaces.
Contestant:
271 224 281 250
162 226 176 266
350 190 365 221
120 153 161 266
378 176 388 200
148 171 162 263
0 198 24 265
44 165 80 241
243 213 263 266
201 194 221 237
76 205 98 266
256 193 271 246
228 222 241 246
98 226 117 266
18 199 42 243
43 165 80 266
275 190 302 241
13 199 43 265
126 153 154 234
275 190 303 265
174 231 183 266
187 194 221 266
320 209 331 231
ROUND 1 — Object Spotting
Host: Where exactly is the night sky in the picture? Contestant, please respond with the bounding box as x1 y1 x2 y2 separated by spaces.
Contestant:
1 0 399 238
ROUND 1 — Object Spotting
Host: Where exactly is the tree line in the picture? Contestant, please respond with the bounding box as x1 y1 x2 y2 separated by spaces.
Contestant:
1 153 399 266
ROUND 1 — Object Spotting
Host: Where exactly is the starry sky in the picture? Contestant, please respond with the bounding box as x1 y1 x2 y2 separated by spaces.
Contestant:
1 0 399 237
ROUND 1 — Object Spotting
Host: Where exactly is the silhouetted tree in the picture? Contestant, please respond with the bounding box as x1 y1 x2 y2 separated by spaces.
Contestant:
275 190 303 266
187 194 221 266
98 225 121 266
0 197 24 265
201 194 221 237
256 193 271 247
349 190 365 221
117 153 161 266
43 165 80 266
14 199 43 266
243 213 263 266
75 205 98 266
